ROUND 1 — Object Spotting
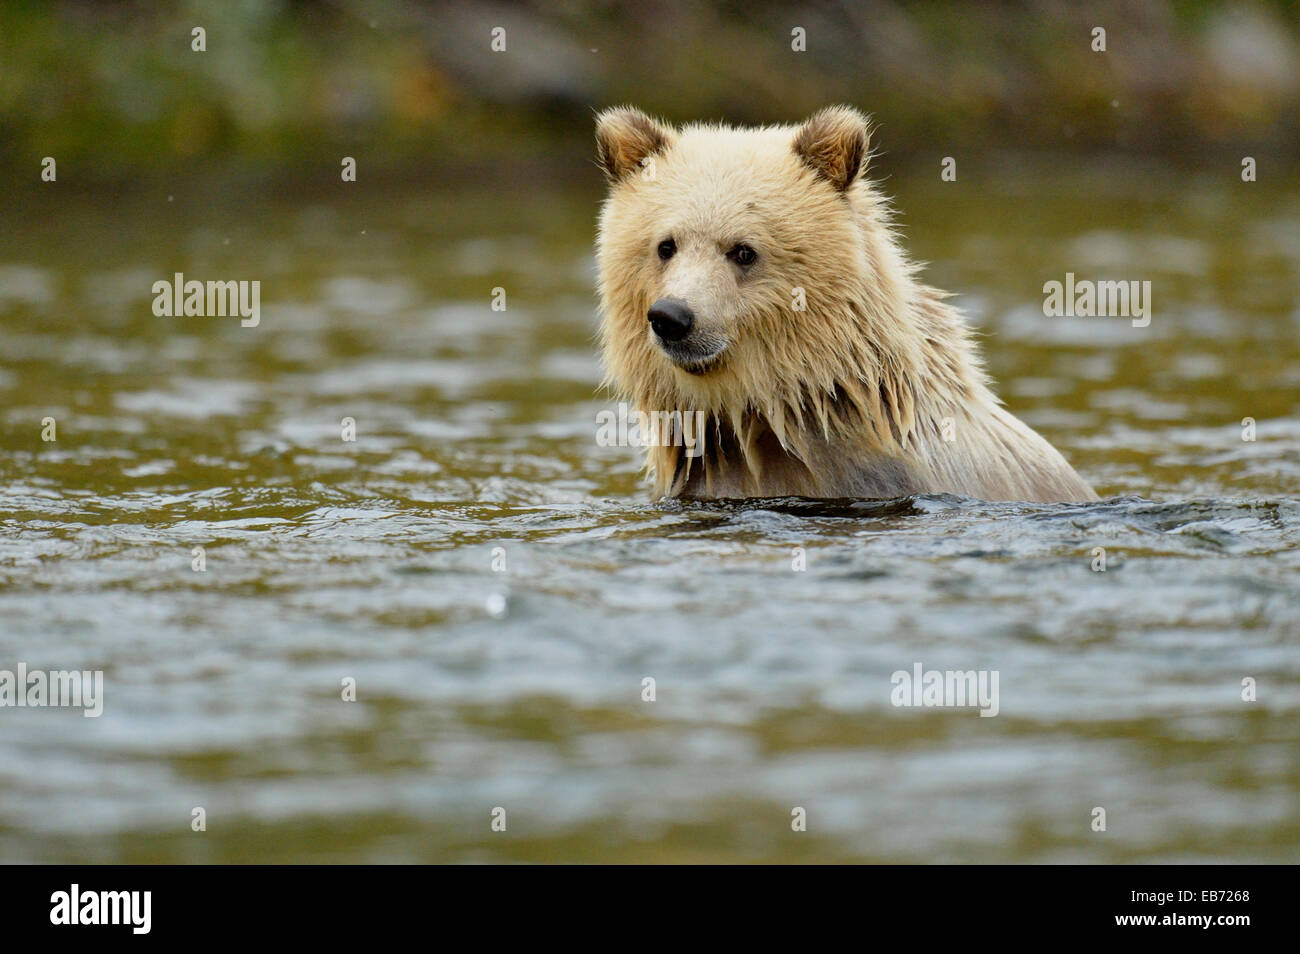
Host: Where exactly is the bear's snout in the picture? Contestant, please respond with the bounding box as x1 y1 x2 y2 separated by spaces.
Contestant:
647 298 694 342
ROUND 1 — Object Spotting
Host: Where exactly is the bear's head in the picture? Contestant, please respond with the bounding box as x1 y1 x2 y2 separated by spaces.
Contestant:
595 106 911 459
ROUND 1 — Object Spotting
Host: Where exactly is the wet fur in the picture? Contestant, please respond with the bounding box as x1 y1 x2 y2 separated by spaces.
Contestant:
596 106 1098 503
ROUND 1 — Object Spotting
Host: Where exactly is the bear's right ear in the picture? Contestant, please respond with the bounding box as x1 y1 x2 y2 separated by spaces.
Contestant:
595 107 675 183
793 106 871 192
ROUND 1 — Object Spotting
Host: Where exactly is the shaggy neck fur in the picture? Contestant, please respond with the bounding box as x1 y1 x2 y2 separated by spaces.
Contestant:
620 185 986 498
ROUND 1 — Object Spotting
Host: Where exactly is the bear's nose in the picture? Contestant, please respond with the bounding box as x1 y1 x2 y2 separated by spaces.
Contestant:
648 298 694 342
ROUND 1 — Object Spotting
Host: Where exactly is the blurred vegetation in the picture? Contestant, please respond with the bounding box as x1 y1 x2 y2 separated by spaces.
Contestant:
1 0 1297 186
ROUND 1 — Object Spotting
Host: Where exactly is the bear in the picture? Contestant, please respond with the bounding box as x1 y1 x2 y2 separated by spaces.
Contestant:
594 105 1099 503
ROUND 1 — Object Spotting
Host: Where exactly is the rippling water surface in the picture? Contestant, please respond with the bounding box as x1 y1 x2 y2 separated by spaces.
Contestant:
1 165 1297 862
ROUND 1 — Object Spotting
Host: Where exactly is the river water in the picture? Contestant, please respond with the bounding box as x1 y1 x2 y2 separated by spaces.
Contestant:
1 163 1297 862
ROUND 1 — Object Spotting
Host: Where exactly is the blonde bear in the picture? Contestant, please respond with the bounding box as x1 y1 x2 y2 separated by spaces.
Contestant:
595 105 1098 503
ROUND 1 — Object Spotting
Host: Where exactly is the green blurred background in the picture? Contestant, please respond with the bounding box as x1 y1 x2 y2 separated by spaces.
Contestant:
3 0 1298 188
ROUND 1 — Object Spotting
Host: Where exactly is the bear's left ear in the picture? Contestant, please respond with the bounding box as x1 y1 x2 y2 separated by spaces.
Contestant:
793 106 871 192
595 107 676 183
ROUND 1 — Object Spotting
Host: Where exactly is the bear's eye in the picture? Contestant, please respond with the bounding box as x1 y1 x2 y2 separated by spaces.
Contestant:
657 239 676 261
727 244 757 267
